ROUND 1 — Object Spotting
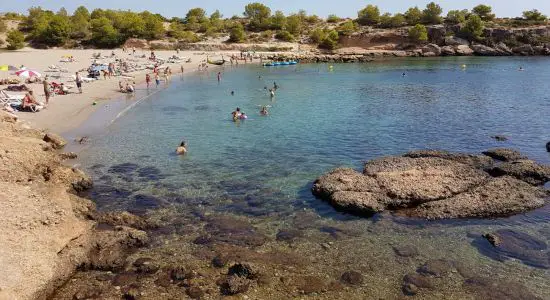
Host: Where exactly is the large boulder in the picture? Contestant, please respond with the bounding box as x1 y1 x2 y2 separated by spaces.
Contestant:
444 36 469 46
440 46 456 56
495 42 513 55
455 45 474 56
43 132 67 149
422 44 442 56
512 44 535 56
471 44 500 56
312 150 549 220
427 25 446 45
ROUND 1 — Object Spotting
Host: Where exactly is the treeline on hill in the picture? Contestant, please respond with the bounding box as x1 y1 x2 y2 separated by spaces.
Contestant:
0 3 548 50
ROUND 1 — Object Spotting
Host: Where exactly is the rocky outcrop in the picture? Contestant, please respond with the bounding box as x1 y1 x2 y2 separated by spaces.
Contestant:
440 46 456 56
512 44 535 56
444 36 469 46
455 45 474 56
312 149 548 220
471 44 501 56
0 115 148 299
422 44 442 56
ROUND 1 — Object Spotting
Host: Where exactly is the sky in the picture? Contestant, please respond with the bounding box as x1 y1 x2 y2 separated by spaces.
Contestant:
0 0 548 19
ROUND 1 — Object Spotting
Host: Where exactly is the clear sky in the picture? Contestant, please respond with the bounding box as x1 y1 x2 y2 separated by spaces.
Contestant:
1 0 548 18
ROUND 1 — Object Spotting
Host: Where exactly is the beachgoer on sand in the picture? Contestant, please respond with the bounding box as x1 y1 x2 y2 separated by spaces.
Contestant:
43 78 50 105
75 72 83 93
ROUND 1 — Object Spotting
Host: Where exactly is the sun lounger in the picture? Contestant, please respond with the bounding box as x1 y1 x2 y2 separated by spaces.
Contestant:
1 90 25 101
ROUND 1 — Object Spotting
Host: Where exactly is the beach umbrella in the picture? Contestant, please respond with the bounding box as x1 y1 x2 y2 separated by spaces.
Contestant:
0 65 18 71
15 69 41 78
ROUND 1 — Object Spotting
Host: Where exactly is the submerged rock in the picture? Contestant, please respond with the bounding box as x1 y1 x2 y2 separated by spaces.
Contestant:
482 148 527 162
312 149 548 219
464 276 543 300
340 271 363 285
474 229 549 269
393 244 419 258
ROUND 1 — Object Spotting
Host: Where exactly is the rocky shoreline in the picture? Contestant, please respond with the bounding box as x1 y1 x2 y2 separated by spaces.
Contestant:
0 111 150 299
312 149 550 219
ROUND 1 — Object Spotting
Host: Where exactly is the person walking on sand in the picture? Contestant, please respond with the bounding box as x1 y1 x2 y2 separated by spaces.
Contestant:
43 77 50 105
146 73 151 88
75 72 83 94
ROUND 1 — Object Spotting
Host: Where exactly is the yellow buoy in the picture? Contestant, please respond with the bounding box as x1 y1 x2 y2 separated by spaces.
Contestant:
461 64 467 68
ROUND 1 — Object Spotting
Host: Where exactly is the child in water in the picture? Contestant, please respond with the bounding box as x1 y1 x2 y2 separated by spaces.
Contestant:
239 113 248 120
260 106 268 115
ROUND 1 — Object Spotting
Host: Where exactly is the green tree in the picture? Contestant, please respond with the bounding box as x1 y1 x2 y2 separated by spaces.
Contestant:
209 10 224 31
309 27 326 43
523 9 547 21
6 30 25 49
285 14 302 35
270 11 286 30
357 5 380 25
320 29 339 50
275 30 294 41
41 14 71 46
422 2 443 24
141 11 165 40
327 14 340 23
185 8 206 22
57 7 68 17
113 11 145 39
229 22 246 42
244 2 271 31
446 9 468 24
461 14 484 40
472 4 495 21
71 6 90 39
408 24 428 42
404 7 423 25
90 17 120 48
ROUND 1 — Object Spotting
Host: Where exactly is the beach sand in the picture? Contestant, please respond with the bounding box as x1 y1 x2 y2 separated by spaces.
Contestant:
1 48 242 133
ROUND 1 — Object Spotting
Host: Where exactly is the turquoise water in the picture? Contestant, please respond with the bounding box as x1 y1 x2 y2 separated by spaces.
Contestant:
75 57 550 298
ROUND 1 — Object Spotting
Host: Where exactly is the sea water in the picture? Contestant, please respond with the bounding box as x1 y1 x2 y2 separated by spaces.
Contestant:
73 57 550 298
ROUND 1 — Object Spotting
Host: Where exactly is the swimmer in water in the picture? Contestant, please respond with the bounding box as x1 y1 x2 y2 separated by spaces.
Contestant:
273 82 279 90
176 141 187 155
240 112 248 120
260 106 269 115
232 107 241 121
269 89 275 98
402 72 406 77
231 91 235 96
519 66 524 71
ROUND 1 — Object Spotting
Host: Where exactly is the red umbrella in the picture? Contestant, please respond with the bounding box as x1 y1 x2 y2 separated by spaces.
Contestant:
15 69 41 78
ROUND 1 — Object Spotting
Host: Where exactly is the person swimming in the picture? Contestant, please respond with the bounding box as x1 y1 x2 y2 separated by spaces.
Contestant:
519 66 524 71
239 112 248 120
176 141 187 155
231 91 235 96
260 106 268 115
402 72 406 77
273 82 279 90
232 107 241 121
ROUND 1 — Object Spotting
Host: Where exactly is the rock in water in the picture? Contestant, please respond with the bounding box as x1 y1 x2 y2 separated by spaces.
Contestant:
312 149 548 220
43 132 67 149
546 141 550 152
491 135 508 141
482 148 527 162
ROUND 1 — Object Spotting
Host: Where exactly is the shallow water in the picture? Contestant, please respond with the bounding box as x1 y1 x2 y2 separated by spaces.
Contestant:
72 57 550 299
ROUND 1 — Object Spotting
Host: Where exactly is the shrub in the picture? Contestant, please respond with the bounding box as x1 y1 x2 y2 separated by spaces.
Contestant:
446 10 468 24
244 2 272 31
90 17 121 48
0 19 7 33
320 30 339 50
327 14 340 23
6 30 25 50
357 5 380 26
275 30 294 42
408 24 428 42
309 27 326 44
229 23 246 43
380 13 406 28
422 2 443 24
260 30 273 41
337 20 357 35
285 14 302 35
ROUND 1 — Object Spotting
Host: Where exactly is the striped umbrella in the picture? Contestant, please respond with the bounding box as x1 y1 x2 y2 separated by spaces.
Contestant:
15 69 41 78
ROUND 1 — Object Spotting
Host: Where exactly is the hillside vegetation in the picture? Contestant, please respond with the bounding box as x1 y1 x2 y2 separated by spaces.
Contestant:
0 3 548 50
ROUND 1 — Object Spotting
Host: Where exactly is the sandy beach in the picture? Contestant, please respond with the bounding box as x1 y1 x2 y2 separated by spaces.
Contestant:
1 48 246 133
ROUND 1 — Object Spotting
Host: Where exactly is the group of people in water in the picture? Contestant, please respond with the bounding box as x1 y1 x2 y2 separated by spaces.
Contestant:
230 81 279 122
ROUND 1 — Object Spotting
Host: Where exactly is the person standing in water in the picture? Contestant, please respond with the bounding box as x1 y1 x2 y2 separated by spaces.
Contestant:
145 74 151 88
273 82 279 90
260 106 269 115
155 73 160 88
217 72 221 82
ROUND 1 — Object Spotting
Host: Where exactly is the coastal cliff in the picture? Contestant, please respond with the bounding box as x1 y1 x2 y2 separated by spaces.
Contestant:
0 111 148 300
